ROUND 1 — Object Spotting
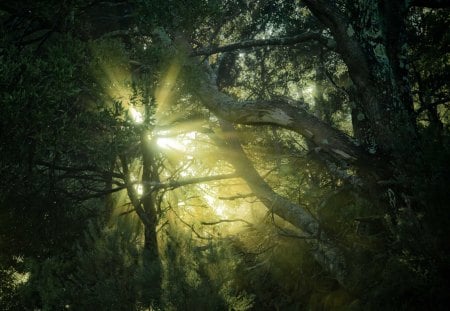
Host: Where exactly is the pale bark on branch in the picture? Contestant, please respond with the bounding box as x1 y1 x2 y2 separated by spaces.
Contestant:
196 77 366 163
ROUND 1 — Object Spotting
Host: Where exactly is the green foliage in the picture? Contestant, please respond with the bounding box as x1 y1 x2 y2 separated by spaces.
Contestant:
0 268 20 310
135 0 223 33
18 256 74 310
0 32 115 259
161 228 255 310
0 36 88 171
68 218 144 310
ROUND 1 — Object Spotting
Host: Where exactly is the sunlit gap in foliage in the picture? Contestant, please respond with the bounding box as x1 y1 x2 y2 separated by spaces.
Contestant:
155 131 197 152
198 184 227 218
93 47 255 234
154 130 234 219
154 127 253 223
302 84 316 105
130 106 144 123
90 45 252 229
150 56 244 222
130 172 144 198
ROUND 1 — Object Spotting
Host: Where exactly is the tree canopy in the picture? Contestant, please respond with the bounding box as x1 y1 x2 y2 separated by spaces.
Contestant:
1 0 450 310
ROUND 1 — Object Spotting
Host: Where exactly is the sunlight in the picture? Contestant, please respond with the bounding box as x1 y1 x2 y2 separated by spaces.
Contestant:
136 184 143 196
130 106 143 123
156 131 199 152
199 185 229 218
13 271 30 286
303 84 315 103
304 85 314 94
90 41 134 112
155 59 181 121
180 165 195 177
157 137 186 151
213 203 226 217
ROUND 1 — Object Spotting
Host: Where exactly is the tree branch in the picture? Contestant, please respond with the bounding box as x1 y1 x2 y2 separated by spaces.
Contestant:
66 186 126 200
216 120 349 285
191 31 335 56
149 172 239 190
196 77 365 163
35 161 124 179
201 219 252 226
218 193 255 200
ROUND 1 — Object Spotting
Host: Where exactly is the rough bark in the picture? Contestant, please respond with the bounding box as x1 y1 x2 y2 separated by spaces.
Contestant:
302 0 417 153
196 74 368 164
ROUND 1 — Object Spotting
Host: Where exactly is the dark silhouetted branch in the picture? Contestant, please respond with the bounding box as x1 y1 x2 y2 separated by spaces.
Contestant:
192 32 335 56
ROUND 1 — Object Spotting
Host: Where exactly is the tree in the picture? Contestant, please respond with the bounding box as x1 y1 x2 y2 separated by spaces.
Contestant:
176 0 450 306
1 0 450 309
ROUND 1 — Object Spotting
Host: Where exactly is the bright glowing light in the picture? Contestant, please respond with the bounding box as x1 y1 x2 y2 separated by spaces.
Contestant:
136 184 143 196
301 84 316 105
199 185 229 217
180 165 195 177
156 131 199 152
155 60 181 120
303 85 315 97
213 203 226 217
157 137 186 151
185 131 197 140
130 107 143 123
130 173 137 182
202 192 215 206
13 271 30 285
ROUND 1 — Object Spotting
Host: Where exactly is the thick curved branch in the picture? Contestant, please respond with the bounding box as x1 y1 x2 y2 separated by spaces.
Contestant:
196 78 365 163
191 31 335 56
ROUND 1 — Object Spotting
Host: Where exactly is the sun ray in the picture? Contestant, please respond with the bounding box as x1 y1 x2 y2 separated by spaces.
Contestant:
155 59 181 122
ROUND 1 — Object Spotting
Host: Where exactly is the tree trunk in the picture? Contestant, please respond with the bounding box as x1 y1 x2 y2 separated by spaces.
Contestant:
140 131 162 305
304 0 417 156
